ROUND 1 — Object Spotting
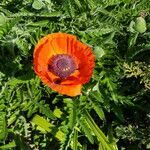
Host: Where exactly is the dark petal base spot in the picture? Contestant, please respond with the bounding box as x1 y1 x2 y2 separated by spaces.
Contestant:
54 79 62 84
48 54 76 79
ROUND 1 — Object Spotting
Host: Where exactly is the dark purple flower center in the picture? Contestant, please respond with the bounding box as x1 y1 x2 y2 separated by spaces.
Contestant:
48 54 76 79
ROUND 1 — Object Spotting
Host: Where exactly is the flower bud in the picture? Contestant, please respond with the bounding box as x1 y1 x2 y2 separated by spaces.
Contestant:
134 17 147 33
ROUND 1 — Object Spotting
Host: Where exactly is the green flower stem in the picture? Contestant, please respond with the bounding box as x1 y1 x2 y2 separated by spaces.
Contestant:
73 128 78 150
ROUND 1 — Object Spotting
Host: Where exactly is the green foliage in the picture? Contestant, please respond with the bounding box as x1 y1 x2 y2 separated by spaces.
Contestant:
83 110 118 150
0 141 16 149
124 61 150 89
0 0 150 149
0 112 7 141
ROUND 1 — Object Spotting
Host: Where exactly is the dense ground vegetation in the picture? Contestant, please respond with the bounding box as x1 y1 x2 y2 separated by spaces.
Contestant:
0 0 150 149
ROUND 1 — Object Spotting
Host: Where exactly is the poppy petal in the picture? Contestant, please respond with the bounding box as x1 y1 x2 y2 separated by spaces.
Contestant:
34 38 55 72
70 41 95 84
50 83 82 96
40 75 82 96
49 33 77 54
60 70 80 85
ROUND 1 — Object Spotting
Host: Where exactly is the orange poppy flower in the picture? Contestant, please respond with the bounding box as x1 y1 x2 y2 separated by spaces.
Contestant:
33 33 95 96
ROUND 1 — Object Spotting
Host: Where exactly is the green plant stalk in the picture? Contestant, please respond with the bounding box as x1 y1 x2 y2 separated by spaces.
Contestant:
70 102 77 129
73 128 78 150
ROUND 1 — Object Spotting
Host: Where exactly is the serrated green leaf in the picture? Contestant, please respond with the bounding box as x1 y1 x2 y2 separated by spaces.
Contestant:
84 110 117 150
7 111 20 126
55 130 65 142
128 32 139 48
90 91 103 103
28 20 49 27
0 141 16 149
74 0 82 9
53 108 63 118
79 117 94 144
31 115 54 132
92 103 105 120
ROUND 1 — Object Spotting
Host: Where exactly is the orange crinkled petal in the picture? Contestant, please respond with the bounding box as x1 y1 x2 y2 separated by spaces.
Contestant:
40 73 82 96
70 40 95 84
50 83 82 97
